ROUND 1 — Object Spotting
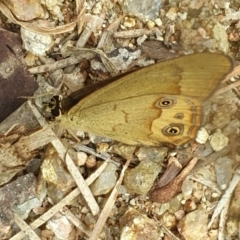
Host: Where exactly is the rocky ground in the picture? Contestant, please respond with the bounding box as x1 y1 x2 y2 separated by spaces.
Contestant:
0 0 240 239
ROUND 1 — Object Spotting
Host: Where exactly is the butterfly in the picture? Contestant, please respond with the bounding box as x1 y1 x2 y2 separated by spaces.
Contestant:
59 53 233 146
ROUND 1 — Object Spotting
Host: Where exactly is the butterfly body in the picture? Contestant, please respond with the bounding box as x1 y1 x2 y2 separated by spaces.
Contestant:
60 53 233 146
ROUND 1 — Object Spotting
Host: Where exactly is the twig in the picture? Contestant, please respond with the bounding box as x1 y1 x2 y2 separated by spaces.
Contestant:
13 213 41 240
28 52 95 74
122 53 149 73
214 80 240 96
150 157 199 202
73 143 120 167
113 28 160 38
222 65 240 82
60 207 91 237
208 166 240 236
188 175 222 195
97 16 123 49
70 47 120 76
10 160 109 240
89 158 131 240
160 222 181 240
28 101 99 216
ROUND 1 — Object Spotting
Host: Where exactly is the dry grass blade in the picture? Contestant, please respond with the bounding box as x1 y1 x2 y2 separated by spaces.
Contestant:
0 127 56 186
214 65 240 95
76 0 86 34
160 223 181 240
21 127 57 151
188 175 222 195
60 207 91 237
0 1 77 34
113 28 160 38
73 144 120 167
97 16 123 50
89 158 131 240
223 65 240 82
28 52 95 74
10 157 109 240
13 213 41 240
208 166 240 239
214 80 240 95
27 101 99 216
71 47 120 76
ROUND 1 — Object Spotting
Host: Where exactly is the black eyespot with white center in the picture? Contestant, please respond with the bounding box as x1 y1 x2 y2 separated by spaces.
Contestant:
162 123 184 136
155 97 176 109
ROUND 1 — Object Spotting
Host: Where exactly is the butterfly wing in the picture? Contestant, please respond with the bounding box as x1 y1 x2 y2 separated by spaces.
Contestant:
63 53 233 146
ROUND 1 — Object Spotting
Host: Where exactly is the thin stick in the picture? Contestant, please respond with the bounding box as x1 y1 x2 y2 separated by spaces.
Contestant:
89 158 131 240
214 80 240 95
10 160 109 240
208 167 240 230
113 28 160 38
13 213 41 240
73 144 120 167
188 175 222 195
28 52 95 74
28 101 99 216
222 65 240 82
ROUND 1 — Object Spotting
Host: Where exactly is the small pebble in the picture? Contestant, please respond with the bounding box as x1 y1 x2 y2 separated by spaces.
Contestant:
123 17 136 28
209 129 229 151
146 20 155 29
155 18 162 26
166 7 177 21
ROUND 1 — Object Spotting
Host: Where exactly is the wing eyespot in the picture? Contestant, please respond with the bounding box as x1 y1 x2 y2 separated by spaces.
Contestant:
155 97 176 109
162 123 184 136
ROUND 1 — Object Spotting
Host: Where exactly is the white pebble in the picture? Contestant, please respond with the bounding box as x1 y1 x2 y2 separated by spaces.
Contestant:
155 18 163 26
123 17 136 28
196 127 209 144
21 27 54 56
166 7 177 21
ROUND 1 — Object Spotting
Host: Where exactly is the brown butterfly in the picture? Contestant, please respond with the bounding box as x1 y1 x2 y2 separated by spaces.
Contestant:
59 53 233 146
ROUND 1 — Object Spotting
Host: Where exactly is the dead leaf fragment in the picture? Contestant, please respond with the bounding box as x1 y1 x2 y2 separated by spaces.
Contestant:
0 29 38 123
